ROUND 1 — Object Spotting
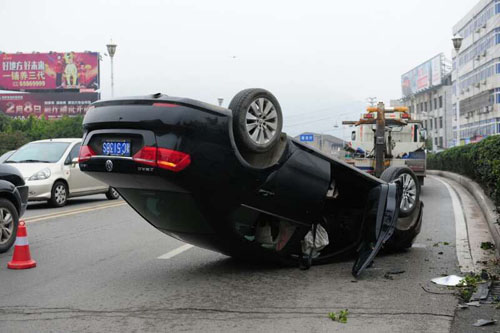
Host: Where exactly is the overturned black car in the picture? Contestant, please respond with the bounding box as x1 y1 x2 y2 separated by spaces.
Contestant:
79 88 423 276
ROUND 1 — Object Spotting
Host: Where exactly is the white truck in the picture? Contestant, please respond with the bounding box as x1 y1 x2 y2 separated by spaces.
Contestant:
343 102 426 186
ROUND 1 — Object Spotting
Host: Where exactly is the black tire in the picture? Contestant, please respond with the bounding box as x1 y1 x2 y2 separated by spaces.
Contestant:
380 166 420 218
229 88 283 153
0 198 19 253
49 181 68 207
384 201 423 251
106 187 120 200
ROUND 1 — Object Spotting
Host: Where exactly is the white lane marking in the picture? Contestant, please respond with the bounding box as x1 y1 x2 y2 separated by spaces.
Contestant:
431 176 474 273
26 202 127 223
157 244 194 259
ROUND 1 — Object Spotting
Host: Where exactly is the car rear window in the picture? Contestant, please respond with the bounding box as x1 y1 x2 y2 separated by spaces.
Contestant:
6 142 71 163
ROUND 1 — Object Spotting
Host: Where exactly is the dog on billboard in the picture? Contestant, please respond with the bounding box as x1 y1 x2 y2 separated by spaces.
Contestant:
63 52 78 87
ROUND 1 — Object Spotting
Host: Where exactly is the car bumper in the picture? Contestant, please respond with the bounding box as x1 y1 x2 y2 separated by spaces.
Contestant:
25 179 53 201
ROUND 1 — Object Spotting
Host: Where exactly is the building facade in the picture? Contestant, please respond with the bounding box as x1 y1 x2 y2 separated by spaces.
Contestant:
405 75 453 150
295 132 344 158
452 0 500 144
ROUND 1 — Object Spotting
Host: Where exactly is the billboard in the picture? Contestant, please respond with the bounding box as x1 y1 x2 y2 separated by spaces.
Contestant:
431 55 442 86
0 52 99 91
401 54 444 97
0 92 99 119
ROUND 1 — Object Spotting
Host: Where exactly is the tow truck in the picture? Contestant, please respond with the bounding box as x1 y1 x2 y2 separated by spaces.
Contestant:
343 102 425 216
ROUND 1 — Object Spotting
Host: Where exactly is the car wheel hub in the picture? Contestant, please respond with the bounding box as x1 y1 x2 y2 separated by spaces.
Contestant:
0 208 13 245
399 173 416 212
245 97 278 145
55 185 67 204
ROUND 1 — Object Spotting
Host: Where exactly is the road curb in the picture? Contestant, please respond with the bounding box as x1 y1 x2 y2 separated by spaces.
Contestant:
428 170 500 257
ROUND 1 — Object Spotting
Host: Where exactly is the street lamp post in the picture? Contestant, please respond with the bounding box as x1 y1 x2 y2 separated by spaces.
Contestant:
106 41 117 97
452 34 463 146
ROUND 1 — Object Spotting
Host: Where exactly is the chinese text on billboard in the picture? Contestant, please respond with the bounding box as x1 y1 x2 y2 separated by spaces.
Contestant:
0 92 99 119
0 52 99 91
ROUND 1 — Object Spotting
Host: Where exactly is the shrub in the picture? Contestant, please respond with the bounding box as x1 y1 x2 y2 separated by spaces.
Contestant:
0 114 84 155
427 135 500 207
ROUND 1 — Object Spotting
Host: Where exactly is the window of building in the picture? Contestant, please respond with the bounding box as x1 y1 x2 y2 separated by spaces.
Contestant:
424 102 428 112
439 96 443 108
430 118 433 130
434 137 438 145
434 118 438 129
434 98 437 110
439 137 443 147
439 117 443 128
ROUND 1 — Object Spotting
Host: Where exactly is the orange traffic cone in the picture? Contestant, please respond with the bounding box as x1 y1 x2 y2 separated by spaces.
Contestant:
8 220 36 269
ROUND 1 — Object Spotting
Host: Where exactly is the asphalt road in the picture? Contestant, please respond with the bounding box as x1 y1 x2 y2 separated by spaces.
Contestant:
0 178 466 332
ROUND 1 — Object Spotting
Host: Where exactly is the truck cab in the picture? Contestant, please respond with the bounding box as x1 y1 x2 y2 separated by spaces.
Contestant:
343 103 426 185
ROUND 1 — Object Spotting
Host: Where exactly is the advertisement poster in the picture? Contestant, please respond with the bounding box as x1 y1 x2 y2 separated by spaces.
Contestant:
431 55 443 87
401 53 444 97
0 52 99 91
0 92 99 119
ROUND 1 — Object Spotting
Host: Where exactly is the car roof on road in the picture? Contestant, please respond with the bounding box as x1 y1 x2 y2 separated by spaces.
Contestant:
31 138 82 144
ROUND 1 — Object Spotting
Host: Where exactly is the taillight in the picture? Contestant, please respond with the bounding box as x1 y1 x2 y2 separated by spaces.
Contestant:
157 148 191 172
132 146 157 167
152 103 177 108
78 145 96 162
363 113 374 119
132 146 191 172
401 112 411 119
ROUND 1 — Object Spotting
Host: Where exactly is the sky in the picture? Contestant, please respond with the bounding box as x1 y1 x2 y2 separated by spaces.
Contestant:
0 0 479 137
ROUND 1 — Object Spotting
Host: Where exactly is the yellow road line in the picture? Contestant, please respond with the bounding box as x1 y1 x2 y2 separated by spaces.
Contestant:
25 202 127 223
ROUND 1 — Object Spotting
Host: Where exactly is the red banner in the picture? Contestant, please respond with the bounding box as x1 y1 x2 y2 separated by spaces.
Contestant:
0 52 99 91
0 92 99 119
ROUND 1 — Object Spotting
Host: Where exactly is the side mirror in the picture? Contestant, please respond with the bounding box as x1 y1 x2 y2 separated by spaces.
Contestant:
71 157 79 165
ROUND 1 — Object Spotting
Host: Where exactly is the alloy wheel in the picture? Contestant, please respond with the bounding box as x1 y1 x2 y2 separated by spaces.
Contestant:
0 207 13 245
245 98 278 145
55 184 67 205
399 173 416 212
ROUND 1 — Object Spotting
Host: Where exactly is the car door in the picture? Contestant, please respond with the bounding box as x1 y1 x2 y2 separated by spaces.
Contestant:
351 182 401 277
65 143 89 195
66 143 109 194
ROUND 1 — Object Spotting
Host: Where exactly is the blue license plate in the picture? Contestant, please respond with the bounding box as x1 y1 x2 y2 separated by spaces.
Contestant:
102 141 131 156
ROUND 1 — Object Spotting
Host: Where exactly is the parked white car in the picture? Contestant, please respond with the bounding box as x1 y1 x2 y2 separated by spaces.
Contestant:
4 138 119 207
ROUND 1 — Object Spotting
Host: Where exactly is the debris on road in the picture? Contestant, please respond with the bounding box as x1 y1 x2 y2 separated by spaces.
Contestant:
469 282 491 301
384 270 405 280
465 301 481 307
472 319 496 327
431 275 464 286
433 241 451 247
328 309 349 323
480 242 495 250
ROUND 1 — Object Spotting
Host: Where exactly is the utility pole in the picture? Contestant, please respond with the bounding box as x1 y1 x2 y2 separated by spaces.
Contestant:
452 34 463 146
